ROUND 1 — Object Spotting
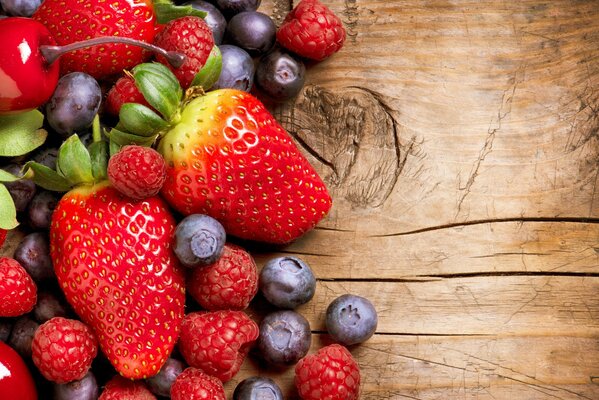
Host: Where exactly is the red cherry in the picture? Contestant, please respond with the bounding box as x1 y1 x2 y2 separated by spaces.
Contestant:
0 17 59 115
0 341 37 400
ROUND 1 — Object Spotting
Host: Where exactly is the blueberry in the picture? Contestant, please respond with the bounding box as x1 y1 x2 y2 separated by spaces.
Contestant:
53 371 99 400
46 72 102 137
8 316 39 358
259 256 316 309
33 291 68 323
187 0 227 44
2 164 36 212
212 45 255 92
0 319 13 342
256 49 306 102
257 310 311 366
215 0 260 19
27 190 60 230
32 147 59 170
13 232 54 282
226 11 276 56
0 0 41 16
145 357 184 397
174 214 226 268
326 294 378 345
233 376 283 400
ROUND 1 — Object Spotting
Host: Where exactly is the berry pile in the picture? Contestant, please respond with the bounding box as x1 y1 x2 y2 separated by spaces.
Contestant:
0 0 375 398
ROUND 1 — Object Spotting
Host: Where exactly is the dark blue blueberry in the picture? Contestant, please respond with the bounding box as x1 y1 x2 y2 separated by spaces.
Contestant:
256 49 306 102
226 11 276 56
145 357 184 397
212 45 255 92
32 147 59 170
233 376 283 400
215 0 260 19
0 0 41 16
187 0 227 44
0 319 13 342
14 232 54 282
259 256 316 309
33 291 68 323
174 214 226 268
257 310 311 366
8 316 39 358
46 72 102 137
2 164 36 212
326 294 377 345
28 190 60 230
53 371 99 400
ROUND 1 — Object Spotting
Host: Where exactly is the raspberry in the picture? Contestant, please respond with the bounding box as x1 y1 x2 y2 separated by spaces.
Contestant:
105 75 151 116
99 375 156 400
295 344 361 400
107 145 167 200
31 317 98 384
154 16 215 88
276 0 346 61
0 257 37 317
178 310 259 382
187 243 258 310
170 368 226 400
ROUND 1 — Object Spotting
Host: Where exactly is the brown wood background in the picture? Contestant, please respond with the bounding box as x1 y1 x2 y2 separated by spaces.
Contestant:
4 0 599 398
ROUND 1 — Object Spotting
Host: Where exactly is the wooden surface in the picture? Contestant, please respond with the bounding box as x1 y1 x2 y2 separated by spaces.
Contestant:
4 0 599 398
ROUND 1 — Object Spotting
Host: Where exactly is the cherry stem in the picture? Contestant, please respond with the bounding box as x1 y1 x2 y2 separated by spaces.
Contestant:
39 36 186 69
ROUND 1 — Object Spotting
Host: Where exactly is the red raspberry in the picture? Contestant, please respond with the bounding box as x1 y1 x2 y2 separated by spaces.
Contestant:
277 0 346 61
105 76 151 117
154 16 215 88
170 368 226 400
0 257 37 317
187 243 258 310
99 375 156 400
108 145 167 200
295 344 361 400
178 310 259 382
31 317 98 384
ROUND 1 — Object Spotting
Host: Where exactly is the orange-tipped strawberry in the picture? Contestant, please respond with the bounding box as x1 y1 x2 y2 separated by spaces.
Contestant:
25 133 186 379
108 63 332 244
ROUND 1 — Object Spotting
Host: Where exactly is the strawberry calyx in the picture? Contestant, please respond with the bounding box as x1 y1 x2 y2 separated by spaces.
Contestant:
153 0 208 24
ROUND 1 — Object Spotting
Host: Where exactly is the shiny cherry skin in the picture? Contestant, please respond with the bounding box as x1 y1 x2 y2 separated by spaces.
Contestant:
0 17 59 115
0 341 37 400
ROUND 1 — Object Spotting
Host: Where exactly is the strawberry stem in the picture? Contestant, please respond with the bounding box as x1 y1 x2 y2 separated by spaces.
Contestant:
40 37 186 69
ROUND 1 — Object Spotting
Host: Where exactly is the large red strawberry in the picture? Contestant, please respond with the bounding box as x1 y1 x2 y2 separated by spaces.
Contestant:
27 135 186 379
158 89 332 244
108 63 332 243
0 229 6 250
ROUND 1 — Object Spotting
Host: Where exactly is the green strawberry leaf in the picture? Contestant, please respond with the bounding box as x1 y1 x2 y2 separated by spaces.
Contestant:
132 63 183 121
108 128 158 148
23 161 73 192
0 169 20 183
119 103 169 136
89 141 108 181
57 135 94 186
0 110 47 157
0 183 18 230
153 0 207 24
191 46 222 90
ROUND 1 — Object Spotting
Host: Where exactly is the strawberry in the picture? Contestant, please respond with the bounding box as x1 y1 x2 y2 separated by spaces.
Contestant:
0 229 6 249
26 135 186 380
158 89 332 244
99 375 157 400
0 257 37 317
295 344 361 400
32 0 158 78
107 145 167 200
178 310 259 382
187 243 258 310
154 16 215 88
277 0 346 61
31 317 98 384
105 76 152 117
170 368 226 400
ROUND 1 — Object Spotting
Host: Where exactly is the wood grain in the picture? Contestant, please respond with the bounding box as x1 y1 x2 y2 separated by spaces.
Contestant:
3 0 599 399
